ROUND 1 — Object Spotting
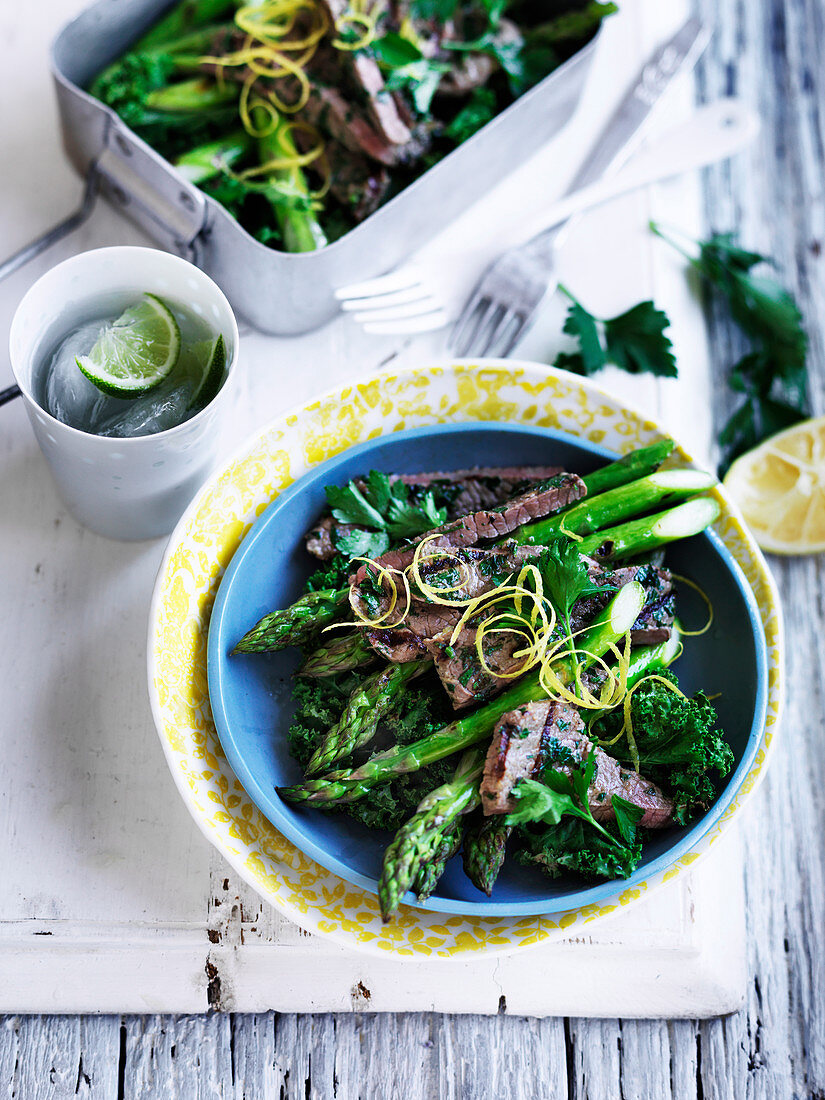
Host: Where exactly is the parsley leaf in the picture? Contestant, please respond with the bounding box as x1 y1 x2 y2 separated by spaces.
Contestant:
554 288 677 378
326 481 385 529
373 33 449 116
324 471 447 559
335 528 390 559
506 750 621 850
650 224 810 473
372 32 424 69
695 234 807 377
611 795 645 845
506 777 583 828
387 489 445 538
535 539 591 619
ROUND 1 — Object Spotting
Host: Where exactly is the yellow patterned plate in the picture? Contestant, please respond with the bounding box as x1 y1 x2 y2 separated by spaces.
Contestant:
148 361 783 959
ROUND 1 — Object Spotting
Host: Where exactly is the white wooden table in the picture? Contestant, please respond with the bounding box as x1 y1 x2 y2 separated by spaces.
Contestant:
1 0 821 1093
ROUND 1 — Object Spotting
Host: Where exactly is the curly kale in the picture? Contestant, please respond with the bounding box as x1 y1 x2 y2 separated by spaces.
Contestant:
590 671 734 825
507 752 645 882
288 671 454 832
515 817 643 880
303 553 353 595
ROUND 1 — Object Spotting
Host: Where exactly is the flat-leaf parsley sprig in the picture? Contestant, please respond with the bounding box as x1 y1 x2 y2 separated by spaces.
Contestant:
326 469 447 558
650 223 810 473
553 285 677 379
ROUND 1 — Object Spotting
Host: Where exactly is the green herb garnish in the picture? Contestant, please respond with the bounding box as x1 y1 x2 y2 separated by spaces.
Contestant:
651 224 810 473
325 469 446 558
554 286 677 379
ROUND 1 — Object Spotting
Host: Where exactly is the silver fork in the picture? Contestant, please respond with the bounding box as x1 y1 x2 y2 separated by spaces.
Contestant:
449 16 708 358
336 97 757 336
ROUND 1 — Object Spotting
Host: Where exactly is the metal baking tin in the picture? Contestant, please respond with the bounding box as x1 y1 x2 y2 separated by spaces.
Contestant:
51 0 601 334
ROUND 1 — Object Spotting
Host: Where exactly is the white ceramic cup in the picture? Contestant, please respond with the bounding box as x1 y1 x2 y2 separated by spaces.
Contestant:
10 246 239 540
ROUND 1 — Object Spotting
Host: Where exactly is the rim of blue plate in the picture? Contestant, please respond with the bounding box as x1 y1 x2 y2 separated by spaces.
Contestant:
207 422 769 917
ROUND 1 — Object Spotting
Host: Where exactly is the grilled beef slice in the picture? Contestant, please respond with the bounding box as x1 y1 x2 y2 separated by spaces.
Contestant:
395 472 585 555
481 700 579 814
305 465 564 561
426 621 526 709
481 699 674 827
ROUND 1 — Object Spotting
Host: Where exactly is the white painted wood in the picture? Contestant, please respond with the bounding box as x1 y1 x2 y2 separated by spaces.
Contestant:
0 0 751 1027
0 831 744 1017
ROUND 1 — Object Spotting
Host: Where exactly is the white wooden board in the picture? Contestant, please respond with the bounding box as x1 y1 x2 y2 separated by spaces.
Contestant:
0 0 747 1016
0 830 745 1016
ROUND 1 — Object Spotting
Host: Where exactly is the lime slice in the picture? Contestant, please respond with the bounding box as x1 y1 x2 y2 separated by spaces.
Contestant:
76 293 181 397
723 415 825 554
187 334 227 410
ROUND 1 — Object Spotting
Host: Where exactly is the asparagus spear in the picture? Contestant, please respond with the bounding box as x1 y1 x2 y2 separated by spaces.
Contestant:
298 632 377 678
257 111 328 253
461 624 682 896
232 443 676 654
279 581 646 805
306 660 432 776
579 439 673 495
145 78 238 112
576 497 721 560
233 589 347 654
462 815 511 897
134 0 237 51
511 469 715 544
378 749 484 921
174 133 252 184
412 819 464 901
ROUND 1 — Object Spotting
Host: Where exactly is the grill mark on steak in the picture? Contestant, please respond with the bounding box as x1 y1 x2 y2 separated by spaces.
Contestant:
481 700 578 815
481 700 674 827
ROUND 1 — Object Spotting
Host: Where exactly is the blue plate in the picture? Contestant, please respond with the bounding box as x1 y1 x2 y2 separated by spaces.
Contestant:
207 423 768 916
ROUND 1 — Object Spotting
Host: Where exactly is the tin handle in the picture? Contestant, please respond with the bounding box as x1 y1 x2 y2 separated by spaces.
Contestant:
0 172 99 406
0 171 98 284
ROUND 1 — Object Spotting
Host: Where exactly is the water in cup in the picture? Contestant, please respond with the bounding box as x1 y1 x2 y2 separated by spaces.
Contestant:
37 292 227 437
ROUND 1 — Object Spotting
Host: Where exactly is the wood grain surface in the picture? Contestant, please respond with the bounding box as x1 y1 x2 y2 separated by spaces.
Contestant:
1 0 823 1094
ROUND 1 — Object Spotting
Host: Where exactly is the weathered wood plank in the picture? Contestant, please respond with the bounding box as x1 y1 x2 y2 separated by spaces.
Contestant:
122 1016 232 1100
695 2 825 1100
1 1016 121 1099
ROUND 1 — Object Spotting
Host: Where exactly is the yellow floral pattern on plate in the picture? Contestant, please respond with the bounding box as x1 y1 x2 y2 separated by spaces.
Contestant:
147 362 783 959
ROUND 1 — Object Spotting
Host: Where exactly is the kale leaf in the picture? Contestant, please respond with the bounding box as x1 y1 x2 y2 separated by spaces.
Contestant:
445 88 497 145
554 288 677 378
515 816 643 880
288 671 454 832
303 553 353 594
508 741 643 882
591 671 734 825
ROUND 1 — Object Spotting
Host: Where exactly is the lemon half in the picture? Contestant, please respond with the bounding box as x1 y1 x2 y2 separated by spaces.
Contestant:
723 416 825 554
